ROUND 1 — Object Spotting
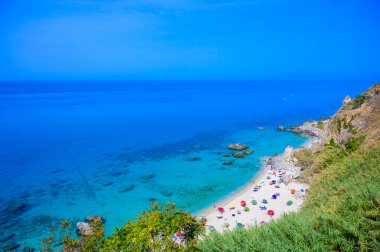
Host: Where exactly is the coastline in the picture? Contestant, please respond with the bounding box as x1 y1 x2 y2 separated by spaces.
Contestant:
196 157 271 217
198 121 322 232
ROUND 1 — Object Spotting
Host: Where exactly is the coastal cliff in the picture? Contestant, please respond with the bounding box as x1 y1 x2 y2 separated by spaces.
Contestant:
322 83 380 151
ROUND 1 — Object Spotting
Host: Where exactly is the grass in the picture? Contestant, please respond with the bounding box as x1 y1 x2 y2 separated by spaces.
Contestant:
198 144 380 251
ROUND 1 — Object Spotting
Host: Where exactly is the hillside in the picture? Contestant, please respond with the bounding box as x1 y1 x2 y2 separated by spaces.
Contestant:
199 83 380 251
322 83 380 151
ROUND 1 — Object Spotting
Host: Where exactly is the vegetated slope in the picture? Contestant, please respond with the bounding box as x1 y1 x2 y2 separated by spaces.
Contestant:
199 83 380 252
322 83 380 151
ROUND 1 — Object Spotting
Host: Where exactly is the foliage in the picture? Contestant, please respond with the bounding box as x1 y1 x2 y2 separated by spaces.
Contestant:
198 144 380 251
349 93 368 109
56 202 205 252
316 121 324 130
345 136 366 152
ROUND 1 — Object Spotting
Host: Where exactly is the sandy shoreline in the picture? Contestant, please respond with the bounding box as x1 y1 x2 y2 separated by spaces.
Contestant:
195 157 271 217
197 122 323 233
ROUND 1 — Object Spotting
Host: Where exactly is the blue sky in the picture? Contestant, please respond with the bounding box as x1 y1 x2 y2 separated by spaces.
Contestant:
0 0 379 80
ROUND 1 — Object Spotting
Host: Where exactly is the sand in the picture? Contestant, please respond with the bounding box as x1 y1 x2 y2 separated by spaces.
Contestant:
198 150 308 233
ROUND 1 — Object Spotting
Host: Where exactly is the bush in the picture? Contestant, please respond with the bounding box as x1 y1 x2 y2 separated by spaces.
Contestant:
50 202 205 252
350 94 368 109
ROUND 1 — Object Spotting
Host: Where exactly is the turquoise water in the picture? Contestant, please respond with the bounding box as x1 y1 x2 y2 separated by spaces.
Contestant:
0 80 369 249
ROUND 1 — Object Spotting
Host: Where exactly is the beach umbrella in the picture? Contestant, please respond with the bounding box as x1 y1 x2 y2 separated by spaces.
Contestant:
218 207 225 212
209 226 215 231
277 179 281 183
229 206 235 210
241 200 247 207
244 206 250 211
272 194 277 199
267 210 275 216
272 180 276 184
237 223 243 228
291 189 296 194
262 199 268 204
251 200 257 205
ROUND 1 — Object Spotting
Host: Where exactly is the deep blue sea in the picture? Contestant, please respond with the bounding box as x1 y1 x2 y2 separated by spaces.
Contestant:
0 80 370 249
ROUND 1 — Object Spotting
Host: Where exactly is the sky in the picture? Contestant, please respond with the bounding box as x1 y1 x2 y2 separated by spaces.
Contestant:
0 0 379 80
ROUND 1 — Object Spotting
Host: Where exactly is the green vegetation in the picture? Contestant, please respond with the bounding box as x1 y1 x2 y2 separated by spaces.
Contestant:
45 202 205 252
199 144 380 251
349 93 368 109
316 121 324 130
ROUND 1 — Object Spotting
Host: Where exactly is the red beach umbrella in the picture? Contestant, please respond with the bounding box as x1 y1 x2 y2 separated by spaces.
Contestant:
267 210 275 216
217 207 225 213
241 200 247 207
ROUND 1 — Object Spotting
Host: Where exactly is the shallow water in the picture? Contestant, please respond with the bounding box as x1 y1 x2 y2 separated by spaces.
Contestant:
0 80 369 249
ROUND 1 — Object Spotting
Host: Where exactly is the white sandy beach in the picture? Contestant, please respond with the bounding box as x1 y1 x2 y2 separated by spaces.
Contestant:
198 144 312 233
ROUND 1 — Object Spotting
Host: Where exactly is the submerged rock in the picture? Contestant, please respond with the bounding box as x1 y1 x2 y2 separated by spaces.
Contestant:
233 152 245 158
222 161 233 165
184 156 202 161
1 242 20 251
161 191 173 197
140 173 156 183
148 197 157 202
2 201 30 217
244 150 254 155
223 154 230 157
76 222 93 236
118 184 135 193
0 233 15 243
228 143 249 151
22 247 36 252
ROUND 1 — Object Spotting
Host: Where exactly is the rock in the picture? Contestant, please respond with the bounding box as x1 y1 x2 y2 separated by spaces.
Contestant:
86 216 104 223
161 191 172 197
118 184 135 193
222 161 233 165
343 95 351 104
140 173 156 182
0 233 15 243
244 150 254 155
228 143 249 151
184 156 202 161
223 154 230 157
233 152 244 158
277 126 286 131
2 201 30 217
76 222 93 236
148 197 157 202
292 169 301 179
2 242 20 251
22 247 35 252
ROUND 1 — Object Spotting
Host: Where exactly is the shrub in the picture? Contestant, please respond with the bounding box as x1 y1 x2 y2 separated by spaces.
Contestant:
52 202 205 252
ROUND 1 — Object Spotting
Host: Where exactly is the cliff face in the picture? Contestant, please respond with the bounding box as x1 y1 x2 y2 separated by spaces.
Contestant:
322 83 380 151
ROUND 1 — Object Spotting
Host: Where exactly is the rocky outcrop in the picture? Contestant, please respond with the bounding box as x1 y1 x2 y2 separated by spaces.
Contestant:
233 152 244 158
322 83 380 150
77 222 93 236
343 95 351 104
288 120 326 138
228 144 249 151
277 126 286 131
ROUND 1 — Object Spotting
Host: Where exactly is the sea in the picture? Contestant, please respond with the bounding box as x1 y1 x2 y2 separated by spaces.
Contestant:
0 80 370 250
